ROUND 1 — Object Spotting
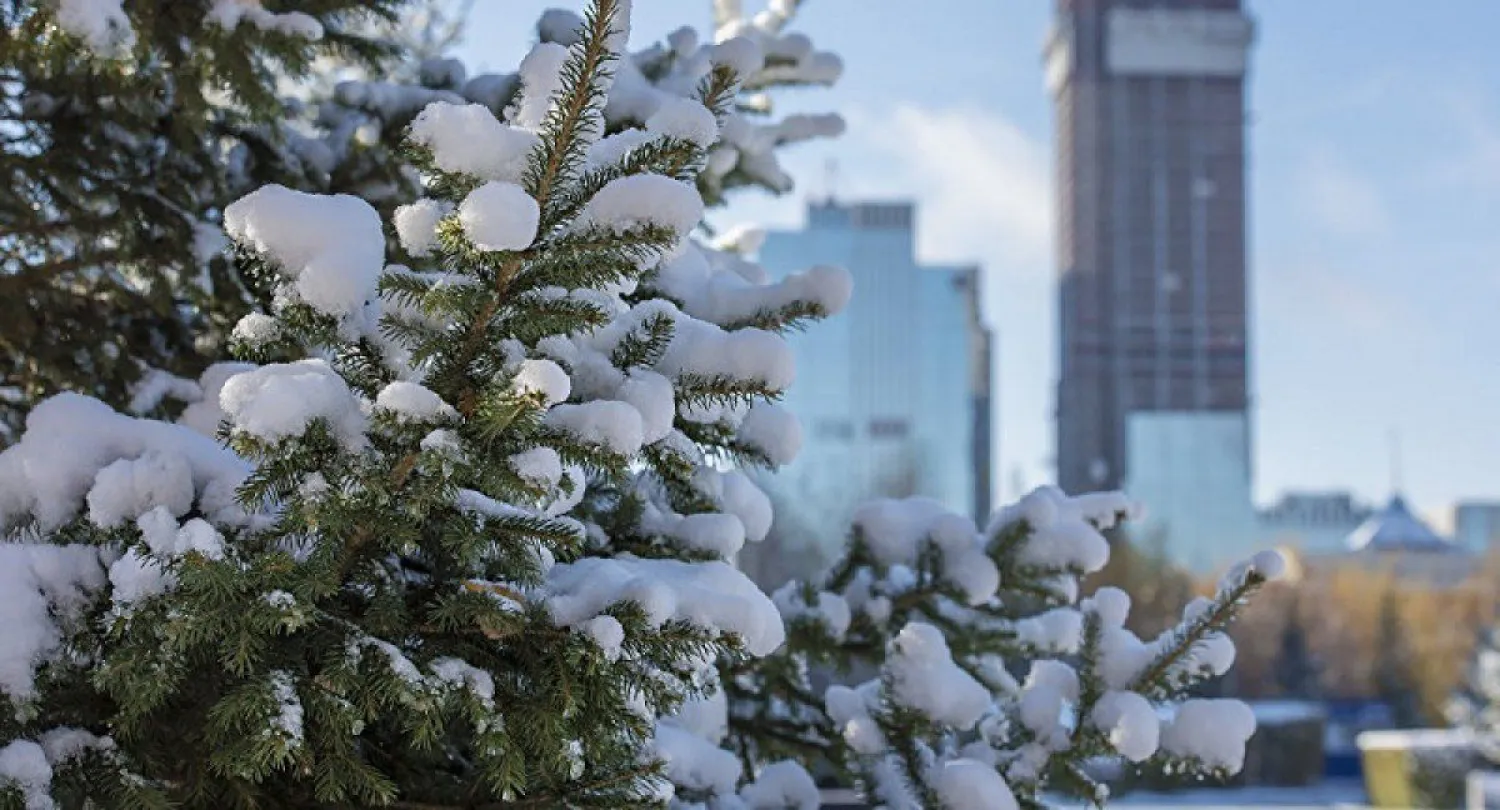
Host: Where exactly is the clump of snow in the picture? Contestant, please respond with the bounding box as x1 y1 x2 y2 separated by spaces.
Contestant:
219 360 368 448
887 623 991 730
849 498 999 605
995 486 1115 574
654 722 741 797
85 450 194 528
513 358 571 406
510 447 563 489
409 102 539 184
577 174 704 237
0 544 107 703
177 362 258 437
206 0 320 38
711 36 765 79
268 671 304 746
579 615 626 661
545 401 645 456
719 470 772 543
772 584 851 640
430 657 497 705
53 0 135 56
740 760 819 810
0 740 52 810
509 43 570 130
127 369 200 416
1091 690 1161 762
1159 699 1257 773
0 393 250 532
394 199 450 258
223 185 383 317
231 313 280 348
615 369 676 444
646 96 720 148
374 381 456 424
738 403 801 465
546 557 784 657
934 758 1017 810
1019 659 1080 745
459 182 540 252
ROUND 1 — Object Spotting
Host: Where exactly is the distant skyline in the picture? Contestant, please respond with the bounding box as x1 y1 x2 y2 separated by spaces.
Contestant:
458 1 1500 527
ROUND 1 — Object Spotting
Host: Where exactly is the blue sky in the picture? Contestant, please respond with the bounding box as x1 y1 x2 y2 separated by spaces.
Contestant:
458 1 1500 525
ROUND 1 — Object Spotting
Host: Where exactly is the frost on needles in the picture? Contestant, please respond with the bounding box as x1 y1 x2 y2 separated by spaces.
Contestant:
728 490 1288 810
0 2 852 806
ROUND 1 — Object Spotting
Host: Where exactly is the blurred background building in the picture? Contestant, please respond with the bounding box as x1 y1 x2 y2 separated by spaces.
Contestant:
1047 0 1256 570
736 200 993 587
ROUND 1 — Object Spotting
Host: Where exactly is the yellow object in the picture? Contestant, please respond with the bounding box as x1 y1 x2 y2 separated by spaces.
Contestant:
1359 743 1413 808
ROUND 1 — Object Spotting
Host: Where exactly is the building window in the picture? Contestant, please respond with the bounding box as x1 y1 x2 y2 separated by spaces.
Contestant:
869 418 910 438
815 419 854 440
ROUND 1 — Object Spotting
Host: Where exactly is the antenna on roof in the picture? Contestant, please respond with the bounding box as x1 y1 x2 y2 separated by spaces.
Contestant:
1389 428 1403 495
823 157 839 204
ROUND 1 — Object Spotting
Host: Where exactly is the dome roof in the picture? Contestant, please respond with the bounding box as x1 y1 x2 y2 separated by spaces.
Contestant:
1345 495 1451 553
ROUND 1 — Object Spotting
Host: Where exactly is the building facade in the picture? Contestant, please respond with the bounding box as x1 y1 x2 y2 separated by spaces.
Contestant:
1454 502 1500 554
1046 0 1255 495
1258 491 1374 555
1122 410 1258 572
739 200 994 584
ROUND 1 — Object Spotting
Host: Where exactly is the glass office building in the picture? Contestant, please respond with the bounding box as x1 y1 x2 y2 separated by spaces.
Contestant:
737 200 993 584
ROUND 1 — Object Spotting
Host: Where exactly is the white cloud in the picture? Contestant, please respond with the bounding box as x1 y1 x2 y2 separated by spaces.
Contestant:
847 104 1053 275
1296 151 1389 237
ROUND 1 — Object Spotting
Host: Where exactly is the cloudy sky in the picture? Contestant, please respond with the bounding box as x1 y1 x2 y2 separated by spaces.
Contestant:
458 1 1500 523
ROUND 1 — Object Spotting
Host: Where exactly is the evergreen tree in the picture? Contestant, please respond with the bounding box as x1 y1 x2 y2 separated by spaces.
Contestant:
0 3 853 806
1375 586 1423 729
1449 624 1500 762
1273 594 1322 699
2 0 843 443
729 492 1284 809
0 0 407 437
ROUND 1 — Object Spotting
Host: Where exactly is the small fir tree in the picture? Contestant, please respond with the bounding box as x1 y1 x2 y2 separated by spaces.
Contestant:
0 2 853 806
1273 594 1322 700
1375 587 1423 729
729 491 1285 809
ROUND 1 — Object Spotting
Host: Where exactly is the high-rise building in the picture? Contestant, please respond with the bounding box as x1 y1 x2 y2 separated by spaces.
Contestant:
737 200 993 585
1454 502 1500 554
1045 0 1255 495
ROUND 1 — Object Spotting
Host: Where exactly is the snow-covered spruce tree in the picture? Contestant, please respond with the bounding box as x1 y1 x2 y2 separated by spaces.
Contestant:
121 0 845 432
0 0 409 437
728 490 1287 809
1450 624 1500 763
0 2 853 806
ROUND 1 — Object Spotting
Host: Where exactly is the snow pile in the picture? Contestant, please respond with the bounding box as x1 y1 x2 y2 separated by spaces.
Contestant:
0 544 108 703
459 182 539 252
576 174 704 237
544 557 784 657
1090 690 1161 762
394 199 450 258
654 245 851 327
0 393 250 532
52 0 135 56
223 185 384 318
739 760 820 809
991 486 1130 573
205 0 322 39
1159 699 1257 772
408 102 538 184
850 498 1000 605
886 623 990 729
771 584 851 640
219 360 368 448
374 381 456 424
933 758 1017 810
